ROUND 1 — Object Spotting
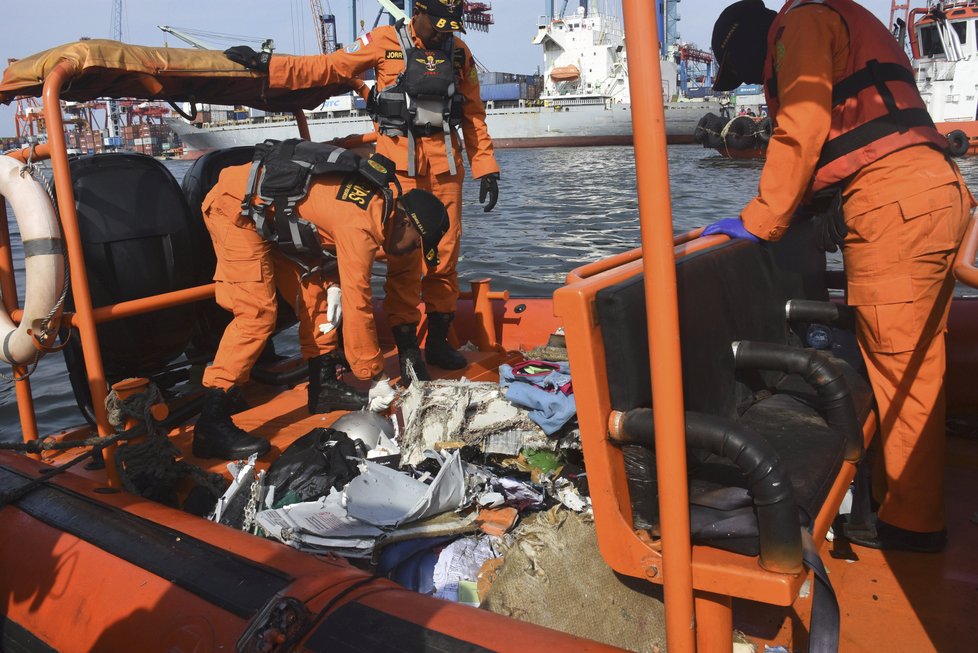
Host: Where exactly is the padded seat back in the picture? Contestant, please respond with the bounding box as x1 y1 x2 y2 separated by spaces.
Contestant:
595 238 856 557
598 239 792 416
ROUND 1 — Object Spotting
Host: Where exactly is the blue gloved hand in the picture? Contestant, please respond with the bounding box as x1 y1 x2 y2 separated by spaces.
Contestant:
701 217 760 243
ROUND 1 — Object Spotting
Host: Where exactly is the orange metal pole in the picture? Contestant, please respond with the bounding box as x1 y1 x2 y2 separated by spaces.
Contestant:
469 278 497 351
7 143 52 164
620 0 695 650
566 228 705 283
43 62 118 484
694 592 734 653
0 200 40 451
11 283 216 327
294 110 312 140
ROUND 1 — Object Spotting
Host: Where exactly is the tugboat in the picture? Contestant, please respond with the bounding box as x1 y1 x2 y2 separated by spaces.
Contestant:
904 0 978 155
0 3 977 652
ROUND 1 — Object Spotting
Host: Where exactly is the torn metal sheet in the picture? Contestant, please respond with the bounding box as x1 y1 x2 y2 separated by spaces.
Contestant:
344 450 466 527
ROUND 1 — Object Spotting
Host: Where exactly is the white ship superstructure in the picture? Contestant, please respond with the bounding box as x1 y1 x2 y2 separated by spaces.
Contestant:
169 2 719 155
907 0 978 154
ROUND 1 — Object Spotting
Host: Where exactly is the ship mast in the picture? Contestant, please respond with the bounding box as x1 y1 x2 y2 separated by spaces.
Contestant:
106 0 123 151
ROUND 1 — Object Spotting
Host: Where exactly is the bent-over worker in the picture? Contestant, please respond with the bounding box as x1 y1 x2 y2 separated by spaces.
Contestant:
195 154 449 461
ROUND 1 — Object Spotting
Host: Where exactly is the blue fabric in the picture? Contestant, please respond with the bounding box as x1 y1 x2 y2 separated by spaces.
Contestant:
499 362 576 436
702 217 760 243
377 536 455 593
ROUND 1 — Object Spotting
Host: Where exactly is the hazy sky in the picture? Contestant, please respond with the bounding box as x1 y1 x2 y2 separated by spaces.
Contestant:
0 0 897 137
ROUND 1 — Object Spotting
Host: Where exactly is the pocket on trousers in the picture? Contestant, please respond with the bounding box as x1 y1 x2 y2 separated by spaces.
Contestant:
898 184 960 258
214 256 263 283
848 275 918 354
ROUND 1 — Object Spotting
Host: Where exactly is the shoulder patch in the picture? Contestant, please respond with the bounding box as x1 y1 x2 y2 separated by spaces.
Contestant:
336 174 376 210
386 49 404 60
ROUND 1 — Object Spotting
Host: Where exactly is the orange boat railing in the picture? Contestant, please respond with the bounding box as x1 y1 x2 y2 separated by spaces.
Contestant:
0 59 319 480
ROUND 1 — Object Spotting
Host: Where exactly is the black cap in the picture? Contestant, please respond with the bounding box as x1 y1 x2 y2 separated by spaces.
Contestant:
400 189 449 267
712 0 777 92
415 0 467 33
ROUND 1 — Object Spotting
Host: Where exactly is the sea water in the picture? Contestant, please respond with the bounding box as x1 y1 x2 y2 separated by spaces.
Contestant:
2 145 977 438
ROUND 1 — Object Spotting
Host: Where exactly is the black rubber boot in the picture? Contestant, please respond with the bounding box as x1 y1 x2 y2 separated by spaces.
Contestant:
392 323 431 386
193 388 270 460
307 353 369 413
424 312 467 370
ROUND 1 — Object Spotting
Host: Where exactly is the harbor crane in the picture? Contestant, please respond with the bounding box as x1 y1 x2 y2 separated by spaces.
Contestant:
311 0 339 53
106 0 123 149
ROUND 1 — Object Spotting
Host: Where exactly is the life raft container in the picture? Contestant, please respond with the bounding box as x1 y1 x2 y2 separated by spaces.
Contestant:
0 155 64 365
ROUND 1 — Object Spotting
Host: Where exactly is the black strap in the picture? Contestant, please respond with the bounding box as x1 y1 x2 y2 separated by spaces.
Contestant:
831 60 917 108
816 108 937 169
802 530 840 653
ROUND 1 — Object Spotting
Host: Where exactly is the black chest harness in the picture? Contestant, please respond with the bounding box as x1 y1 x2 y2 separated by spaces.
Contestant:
369 20 465 176
241 139 399 276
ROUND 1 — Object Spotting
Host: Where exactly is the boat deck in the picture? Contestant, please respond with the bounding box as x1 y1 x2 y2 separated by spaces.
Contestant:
29 301 978 652
739 433 978 652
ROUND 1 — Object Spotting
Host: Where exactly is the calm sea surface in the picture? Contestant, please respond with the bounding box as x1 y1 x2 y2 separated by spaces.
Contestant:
3 145 978 438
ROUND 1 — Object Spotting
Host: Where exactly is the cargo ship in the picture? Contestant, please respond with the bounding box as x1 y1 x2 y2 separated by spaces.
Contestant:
168 1 720 156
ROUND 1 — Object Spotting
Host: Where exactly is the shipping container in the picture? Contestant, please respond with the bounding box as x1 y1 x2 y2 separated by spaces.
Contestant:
480 83 524 102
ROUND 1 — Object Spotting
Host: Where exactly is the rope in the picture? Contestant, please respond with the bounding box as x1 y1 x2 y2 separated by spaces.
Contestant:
0 423 146 508
106 384 226 506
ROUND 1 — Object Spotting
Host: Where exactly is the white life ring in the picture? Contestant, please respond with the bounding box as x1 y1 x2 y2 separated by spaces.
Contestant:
0 155 65 365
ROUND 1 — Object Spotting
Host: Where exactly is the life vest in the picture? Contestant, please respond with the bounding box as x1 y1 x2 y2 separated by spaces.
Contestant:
368 19 465 177
241 139 399 275
764 0 948 191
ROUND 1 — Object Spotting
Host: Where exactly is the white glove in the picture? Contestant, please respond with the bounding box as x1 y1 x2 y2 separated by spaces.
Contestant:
367 377 396 412
319 285 342 334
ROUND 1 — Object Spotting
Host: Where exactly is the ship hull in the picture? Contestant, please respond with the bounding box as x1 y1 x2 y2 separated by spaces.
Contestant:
168 101 718 156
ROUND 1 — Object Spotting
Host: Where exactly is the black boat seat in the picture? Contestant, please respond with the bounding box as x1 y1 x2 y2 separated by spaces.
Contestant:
596 238 872 558
62 153 208 422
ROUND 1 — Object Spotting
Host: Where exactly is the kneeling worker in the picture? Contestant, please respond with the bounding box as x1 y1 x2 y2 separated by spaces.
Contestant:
195 140 449 460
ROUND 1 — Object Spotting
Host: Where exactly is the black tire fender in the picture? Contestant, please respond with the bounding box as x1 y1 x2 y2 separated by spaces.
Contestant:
947 129 970 158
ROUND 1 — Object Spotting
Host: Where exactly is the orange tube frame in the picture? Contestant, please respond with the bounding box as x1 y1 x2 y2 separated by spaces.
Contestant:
0 61 322 470
620 0 695 649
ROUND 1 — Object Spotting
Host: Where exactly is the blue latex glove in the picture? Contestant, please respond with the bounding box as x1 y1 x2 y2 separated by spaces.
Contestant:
701 217 760 243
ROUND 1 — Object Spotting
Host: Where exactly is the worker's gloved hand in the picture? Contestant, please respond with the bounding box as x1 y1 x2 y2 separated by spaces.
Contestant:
701 217 760 243
319 285 342 334
224 46 271 72
367 377 396 413
479 173 500 213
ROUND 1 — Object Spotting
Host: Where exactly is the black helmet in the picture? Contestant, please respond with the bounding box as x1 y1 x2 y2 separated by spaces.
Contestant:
712 0 777 92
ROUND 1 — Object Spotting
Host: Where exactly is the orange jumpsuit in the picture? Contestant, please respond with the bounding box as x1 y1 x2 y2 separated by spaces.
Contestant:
202 165 388 389
269 19 499 326
742 6 973 533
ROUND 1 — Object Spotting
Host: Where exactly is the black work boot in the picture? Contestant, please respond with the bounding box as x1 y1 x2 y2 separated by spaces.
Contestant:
193 388 270 460
308 353 369 413
424 312 467 370
392 323 431 386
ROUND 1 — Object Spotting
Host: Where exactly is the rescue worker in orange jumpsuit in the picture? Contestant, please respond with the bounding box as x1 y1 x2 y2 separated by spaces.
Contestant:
224 0 500 383
706 0 974 552
195 161 449 461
